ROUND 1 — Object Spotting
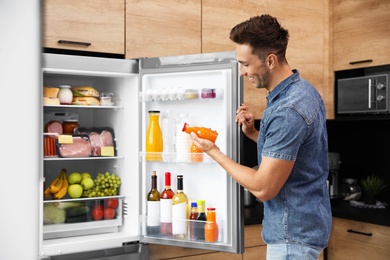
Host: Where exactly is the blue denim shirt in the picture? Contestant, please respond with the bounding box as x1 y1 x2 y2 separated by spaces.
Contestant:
258 70 332 249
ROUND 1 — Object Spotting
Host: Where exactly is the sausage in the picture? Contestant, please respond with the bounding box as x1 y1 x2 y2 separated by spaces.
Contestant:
45 120 63 134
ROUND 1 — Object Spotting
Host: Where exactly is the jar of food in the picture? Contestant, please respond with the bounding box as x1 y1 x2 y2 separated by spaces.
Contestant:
62 119 79 135
201 88 216 99
58 85 73 105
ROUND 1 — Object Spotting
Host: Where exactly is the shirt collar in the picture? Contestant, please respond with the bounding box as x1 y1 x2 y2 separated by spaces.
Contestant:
266 69 300 103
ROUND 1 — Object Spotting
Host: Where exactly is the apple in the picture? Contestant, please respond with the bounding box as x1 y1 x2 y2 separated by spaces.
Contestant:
68 172 82 184
68 184 83 198
81 177 94 190
81 172 92 180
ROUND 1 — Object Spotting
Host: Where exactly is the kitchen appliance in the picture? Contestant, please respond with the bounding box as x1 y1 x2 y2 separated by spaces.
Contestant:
337 74 389 114
38 51 244 259
328 152 342 198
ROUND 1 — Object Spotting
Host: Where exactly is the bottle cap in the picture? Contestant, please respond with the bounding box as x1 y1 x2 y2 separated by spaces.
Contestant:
197 200 205 206
191 202 198 207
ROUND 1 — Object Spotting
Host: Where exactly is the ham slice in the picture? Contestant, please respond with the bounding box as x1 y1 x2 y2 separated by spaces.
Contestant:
45 120 63 134
100 130 113 146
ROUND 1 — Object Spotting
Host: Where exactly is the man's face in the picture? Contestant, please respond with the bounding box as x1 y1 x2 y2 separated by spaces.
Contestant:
236 44 270 89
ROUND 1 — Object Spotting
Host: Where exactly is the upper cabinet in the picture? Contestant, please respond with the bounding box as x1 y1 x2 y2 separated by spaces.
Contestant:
202 0 333 119
125 0 201 59
333 0 390 71
43 0 125 55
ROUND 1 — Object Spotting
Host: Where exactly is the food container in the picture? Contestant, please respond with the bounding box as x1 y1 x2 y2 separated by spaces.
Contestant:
74 127 117 157
201 88 216 99
57 134 91 158
62 119 79 135
100 92 114 106
184 89 199 100
58 85 73 105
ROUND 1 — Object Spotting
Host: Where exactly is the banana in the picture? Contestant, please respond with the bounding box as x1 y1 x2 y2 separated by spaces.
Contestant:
50 171 64 194
53 172 69 199
44 186 52 198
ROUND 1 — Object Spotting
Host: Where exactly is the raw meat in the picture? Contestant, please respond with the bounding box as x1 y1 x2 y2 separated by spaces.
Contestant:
59 136 91 158
100 130 113 146
89 132 102 156
45 120 63 134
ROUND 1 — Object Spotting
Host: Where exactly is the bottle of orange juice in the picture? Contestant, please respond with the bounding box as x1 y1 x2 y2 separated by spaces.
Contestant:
182 123 218 143
146 111 163 161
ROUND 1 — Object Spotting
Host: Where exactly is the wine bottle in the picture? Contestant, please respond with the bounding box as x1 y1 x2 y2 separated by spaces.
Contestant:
160 172 175 237
195 199 207 240
172 175 188 239
146 171 160 235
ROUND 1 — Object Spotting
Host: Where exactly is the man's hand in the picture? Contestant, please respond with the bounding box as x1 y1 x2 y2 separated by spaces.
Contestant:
235 103 258 142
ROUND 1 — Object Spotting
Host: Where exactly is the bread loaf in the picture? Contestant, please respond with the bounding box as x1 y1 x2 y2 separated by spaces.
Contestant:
43 87 60 98
71 86 100 98
72 96 100 106
43 97 60 105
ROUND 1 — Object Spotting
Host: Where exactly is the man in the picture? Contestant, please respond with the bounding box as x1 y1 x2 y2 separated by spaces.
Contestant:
190 14 331 259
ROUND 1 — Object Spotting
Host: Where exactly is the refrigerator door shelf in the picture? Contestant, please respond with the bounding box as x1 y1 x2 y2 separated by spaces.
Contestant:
139 152 216 163
139 88 224 102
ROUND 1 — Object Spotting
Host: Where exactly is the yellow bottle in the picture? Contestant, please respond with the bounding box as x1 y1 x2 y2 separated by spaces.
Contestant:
146 111 163 161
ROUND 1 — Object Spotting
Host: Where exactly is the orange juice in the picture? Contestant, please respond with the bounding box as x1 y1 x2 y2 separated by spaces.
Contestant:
146 111 163 161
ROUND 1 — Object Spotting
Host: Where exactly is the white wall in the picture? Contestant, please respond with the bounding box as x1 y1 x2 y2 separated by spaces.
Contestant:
0 0 41 259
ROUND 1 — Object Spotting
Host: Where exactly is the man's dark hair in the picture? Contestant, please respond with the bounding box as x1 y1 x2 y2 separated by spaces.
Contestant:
230 14 289 62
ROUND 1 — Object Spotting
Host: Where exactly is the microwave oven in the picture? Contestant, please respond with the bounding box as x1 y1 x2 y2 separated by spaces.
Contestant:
337 74 389 114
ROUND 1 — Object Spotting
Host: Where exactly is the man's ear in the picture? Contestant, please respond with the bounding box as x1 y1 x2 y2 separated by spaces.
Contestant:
267 53 277 69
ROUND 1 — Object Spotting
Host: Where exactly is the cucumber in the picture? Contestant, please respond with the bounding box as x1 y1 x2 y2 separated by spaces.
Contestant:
66 215 88 223
65 205 89 218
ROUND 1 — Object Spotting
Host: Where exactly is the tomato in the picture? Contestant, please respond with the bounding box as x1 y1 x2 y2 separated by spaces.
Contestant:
104 207 116 220
106 198 119 209
92 204 104 220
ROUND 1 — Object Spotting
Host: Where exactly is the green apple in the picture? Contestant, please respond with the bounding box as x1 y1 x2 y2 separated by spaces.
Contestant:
81 172 92 180
68 184 83 198
81 177 94 190
68 172 82 184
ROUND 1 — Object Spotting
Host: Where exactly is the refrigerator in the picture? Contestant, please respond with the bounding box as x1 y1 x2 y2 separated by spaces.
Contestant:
39 51 244 259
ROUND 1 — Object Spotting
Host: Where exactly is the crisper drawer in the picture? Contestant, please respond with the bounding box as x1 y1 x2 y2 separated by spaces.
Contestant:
43 196 125 240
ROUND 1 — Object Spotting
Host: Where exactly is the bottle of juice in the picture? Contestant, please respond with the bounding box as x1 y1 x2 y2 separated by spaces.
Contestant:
204 207 219 242
182 123 218 143
146 111 163 161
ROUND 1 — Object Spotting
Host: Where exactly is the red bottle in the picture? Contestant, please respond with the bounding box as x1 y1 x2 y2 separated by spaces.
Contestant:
160 172 175 237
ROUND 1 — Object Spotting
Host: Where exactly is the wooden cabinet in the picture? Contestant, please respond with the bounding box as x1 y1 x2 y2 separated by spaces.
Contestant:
327 217 390 259
202 0 333 119
43 0 125 55
333 0 390 71
125 0 201 59
242 224 266 260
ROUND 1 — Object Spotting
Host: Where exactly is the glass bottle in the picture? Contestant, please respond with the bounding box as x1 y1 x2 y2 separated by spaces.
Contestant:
146 111 163 161
161 111 176 162
189 201 198 240
195 199 207 240
182 122 218 143
146 171 160 235
175 114 191 162
172 175 188 239
190 142 204 162
58 85 73 105
160 172 175 237
205 207 219 242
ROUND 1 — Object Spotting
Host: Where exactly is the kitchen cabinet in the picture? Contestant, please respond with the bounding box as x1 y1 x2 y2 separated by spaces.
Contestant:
43 0 125 55
125 0 201 59
202 0 333 119
327 217 390 259
333 0 390 71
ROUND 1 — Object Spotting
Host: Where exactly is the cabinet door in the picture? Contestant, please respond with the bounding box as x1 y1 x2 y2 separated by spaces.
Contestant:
43 0 125 55
333 0 390 71
126 0 201 59
202 0 333 119
328 217 390 259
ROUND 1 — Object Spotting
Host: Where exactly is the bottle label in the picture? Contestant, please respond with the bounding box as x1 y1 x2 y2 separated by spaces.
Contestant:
172 202 187 235
147 201 160 226
160 199 173 223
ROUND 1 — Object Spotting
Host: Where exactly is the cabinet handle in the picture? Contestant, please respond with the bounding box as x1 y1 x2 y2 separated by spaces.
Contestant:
58 40 91 47
349 59 373 65
347 229 373 236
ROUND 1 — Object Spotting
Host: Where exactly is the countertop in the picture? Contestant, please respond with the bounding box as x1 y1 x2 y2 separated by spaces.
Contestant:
243 199 390 227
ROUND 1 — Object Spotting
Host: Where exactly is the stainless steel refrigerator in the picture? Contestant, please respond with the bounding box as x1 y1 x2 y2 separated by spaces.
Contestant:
38 50 244 259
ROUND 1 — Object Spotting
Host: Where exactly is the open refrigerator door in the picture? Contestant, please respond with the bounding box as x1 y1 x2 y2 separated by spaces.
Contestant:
39 51 243 259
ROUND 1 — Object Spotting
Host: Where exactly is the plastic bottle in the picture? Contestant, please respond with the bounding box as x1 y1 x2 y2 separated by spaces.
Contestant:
146 171 160 235
189 201 198 240
190 142 203 162
160 172 175 237
146 111 163 161
172 175 189 239
161 111 176 162
182 123 218 143
204 207 219 242
195 200 207 240
175 114 192 162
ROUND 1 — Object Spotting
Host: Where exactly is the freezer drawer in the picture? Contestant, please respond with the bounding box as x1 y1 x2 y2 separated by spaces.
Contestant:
41 243 149 260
